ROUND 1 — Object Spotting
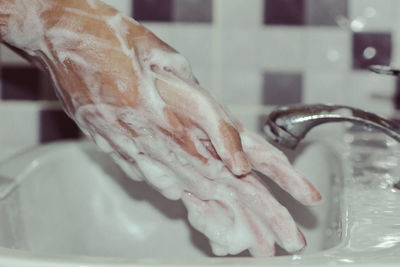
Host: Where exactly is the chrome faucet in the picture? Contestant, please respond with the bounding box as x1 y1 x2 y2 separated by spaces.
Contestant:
264 65 400 150
263 65 400 190
264 104 400 149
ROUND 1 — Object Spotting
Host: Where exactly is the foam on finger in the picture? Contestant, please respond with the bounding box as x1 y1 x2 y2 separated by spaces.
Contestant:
0 0 310 257
240 129 322 205
151 63 251 176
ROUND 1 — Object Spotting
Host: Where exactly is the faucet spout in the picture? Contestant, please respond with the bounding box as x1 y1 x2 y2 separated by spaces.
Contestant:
264 104 400 149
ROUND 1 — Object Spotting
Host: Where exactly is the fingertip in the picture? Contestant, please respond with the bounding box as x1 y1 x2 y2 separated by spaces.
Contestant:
249 244 276 258
280 229 307 253
312 190 322 203
298 229 306 247
301 177 322 206
230 151 252 176
292 230 307 254
217 120 251 176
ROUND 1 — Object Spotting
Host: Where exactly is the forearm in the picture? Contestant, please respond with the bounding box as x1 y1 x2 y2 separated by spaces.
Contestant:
0 0 323 257
1 0 114 46
0 0 162 112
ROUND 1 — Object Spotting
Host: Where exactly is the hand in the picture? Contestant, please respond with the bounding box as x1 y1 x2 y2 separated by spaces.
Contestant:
0 0 321 256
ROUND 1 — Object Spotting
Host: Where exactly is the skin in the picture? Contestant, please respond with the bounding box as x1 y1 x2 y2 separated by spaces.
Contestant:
0 0 322 256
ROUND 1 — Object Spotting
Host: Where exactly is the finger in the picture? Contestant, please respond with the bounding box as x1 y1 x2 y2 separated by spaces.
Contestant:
149 124 301 255
134 155 183 200
182 192 233 256
239 174 306 252
240 129 321 205
182 192 276 257
152 67 250 175
239 205 276 257
160 108 209 163
79 108 183 198
178 165 276 256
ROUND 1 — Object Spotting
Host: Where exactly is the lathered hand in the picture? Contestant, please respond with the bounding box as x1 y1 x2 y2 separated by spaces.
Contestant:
0 0 321 256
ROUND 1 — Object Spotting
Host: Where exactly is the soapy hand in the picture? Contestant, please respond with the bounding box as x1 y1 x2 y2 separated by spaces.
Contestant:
0 0 321 256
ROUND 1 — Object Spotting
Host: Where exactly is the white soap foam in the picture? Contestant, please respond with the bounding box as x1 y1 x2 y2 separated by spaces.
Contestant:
4 0 46 50
0 0 309 257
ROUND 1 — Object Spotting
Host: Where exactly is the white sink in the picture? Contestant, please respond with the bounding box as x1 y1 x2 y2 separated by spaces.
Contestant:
0 127 399 266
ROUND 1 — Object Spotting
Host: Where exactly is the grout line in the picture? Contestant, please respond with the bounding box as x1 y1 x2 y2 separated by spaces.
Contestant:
0 43 1 87
0 44 30 65
211 0 223 100
0 100 61 109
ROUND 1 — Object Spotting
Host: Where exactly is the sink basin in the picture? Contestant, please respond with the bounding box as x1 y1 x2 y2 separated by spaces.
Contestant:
0 127 399 266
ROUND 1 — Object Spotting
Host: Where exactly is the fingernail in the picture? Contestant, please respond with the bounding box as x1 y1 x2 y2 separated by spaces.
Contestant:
302 178 322 205
298 229 306 247
282 229 306 253
231 151 251 176
312 190 322 203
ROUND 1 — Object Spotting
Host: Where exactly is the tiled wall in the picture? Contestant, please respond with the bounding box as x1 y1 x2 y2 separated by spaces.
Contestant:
1 0 399 160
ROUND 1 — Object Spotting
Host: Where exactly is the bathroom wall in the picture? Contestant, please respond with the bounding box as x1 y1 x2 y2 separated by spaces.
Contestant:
0 0 399 160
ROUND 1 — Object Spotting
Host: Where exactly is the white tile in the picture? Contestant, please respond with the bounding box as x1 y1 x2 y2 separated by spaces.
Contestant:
304 70 396 115
228 105 274 133
143 24 213 67
220 69 263 105
0 103 40 152
349 0 396 32
142 23 177 45
142 24 213 74
232 111 264 133
101 0 132 16
345 72 396 115
221 27 306 71
303 71 348 104
392 30 400 66
169 25 213 67
257 27 307 72
218 0 264 28
391 7 400 66
0 45 29 65
0 144 37 162
191 66 214 95
141 24 215 94
221 29 260 69
305 28 351 71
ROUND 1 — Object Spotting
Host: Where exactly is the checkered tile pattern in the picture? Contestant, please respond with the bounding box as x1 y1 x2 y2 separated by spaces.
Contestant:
0 0 399 159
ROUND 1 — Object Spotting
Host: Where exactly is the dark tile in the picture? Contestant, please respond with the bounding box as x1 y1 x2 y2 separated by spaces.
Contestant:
173 0 212 22
264 0 305 25
133 0 173 22
263 72 302 105
395 77 400 110
1 66 40 100
352 32 392 70
40 109 81 143
305 0 347 26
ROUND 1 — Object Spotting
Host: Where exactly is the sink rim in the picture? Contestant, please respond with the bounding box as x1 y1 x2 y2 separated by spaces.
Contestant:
0 140 398 266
